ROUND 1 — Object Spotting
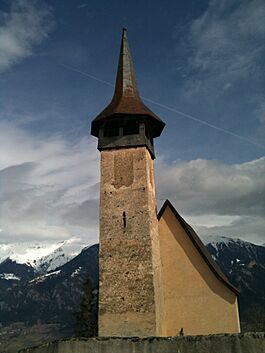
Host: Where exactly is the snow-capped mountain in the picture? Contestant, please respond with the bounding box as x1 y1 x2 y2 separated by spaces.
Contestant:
0 243 99 327
0 242 61 267
0 235 265 333
0 237 87 280
35 238 87 274
203 235 265 268
201 234 263 248
204 235 265 332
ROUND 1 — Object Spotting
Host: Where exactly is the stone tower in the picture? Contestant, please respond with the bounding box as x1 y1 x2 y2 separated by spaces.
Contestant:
91 29 165 337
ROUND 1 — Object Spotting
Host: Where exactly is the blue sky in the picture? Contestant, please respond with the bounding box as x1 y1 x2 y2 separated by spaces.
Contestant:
0 0 264 245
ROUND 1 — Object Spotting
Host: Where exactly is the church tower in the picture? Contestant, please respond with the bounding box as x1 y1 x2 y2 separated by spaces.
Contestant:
91 29 165 337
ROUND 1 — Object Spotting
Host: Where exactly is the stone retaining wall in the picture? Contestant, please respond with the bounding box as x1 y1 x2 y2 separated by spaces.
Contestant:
19 333 265 353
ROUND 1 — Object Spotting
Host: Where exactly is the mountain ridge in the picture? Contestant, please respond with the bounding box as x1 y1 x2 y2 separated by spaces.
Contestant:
1 235 263 276
0 237 87 280
0 236 264 333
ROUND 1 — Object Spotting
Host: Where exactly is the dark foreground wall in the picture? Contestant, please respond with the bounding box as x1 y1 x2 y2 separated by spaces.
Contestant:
19 333 265 353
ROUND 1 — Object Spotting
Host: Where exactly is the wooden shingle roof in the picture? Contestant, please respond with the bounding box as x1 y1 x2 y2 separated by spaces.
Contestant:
91 28 165 138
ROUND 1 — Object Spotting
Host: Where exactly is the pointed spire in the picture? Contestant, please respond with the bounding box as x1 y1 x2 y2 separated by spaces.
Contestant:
91 29 165 138
114 27 140 100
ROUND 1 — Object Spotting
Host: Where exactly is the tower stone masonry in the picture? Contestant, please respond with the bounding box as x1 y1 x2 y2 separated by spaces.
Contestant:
91 29 240 338
91 28 165 337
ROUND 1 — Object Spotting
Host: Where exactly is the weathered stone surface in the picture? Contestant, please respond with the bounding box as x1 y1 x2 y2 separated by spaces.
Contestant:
19 333 265 353
99 147 163 336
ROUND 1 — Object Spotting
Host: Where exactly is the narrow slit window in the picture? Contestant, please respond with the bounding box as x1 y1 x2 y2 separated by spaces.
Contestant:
123 211 126 228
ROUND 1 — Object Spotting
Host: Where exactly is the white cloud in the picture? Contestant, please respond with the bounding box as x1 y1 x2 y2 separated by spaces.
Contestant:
178 0 265 113
156 157 265 216
0 0 54 72
156 157 265 244
0 122 264 245
77 4 88 9
189 0 265 79
194 216 265 245
185 214 240 228
0 122 99 243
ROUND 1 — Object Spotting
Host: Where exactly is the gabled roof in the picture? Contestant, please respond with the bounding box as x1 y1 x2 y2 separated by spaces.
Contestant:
91 28 165 138
158 199 239 295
